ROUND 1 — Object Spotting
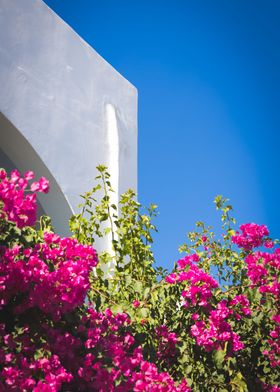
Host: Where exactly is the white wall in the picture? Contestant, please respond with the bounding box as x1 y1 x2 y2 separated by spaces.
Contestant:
0 0 137 250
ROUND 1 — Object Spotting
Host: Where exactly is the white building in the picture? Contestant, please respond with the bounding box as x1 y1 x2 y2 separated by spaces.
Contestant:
0 0 138 251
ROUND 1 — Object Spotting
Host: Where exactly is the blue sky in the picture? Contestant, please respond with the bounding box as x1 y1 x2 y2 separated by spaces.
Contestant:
44 0 280 270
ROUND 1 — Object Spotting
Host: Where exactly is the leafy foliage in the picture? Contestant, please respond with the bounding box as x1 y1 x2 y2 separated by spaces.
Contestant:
0 166 279 391
70 167 280 391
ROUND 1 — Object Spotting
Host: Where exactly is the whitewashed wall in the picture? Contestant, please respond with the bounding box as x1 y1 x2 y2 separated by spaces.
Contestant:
0 0 138 252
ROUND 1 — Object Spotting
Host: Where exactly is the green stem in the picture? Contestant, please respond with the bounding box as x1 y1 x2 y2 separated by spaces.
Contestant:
100 171 116 247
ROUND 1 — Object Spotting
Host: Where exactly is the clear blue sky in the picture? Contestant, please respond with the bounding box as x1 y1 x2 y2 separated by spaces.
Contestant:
44 0 280 270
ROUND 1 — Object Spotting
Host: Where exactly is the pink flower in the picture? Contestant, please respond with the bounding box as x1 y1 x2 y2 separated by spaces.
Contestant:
31 177 49 193
191 300 244 354
0 170 50 227
132 300 140 308
272 314 280 324
165 273 178 284
177 254 200 270
229 294 252 317
232 223 269 251
24 171 34 180
265 240 274 249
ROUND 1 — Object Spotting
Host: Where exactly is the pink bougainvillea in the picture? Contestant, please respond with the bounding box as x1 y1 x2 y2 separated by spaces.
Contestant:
0 169 48 228
165 254 218 307
190 300 245 353
231 223 269 251
155 325 178 362
0 169 191 391
0 169 279 391
0 234 98 318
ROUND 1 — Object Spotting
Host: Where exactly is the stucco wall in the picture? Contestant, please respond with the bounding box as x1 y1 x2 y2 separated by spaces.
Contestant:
0 0 137 247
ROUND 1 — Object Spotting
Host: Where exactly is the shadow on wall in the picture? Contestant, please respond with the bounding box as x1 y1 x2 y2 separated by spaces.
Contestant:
0 112 73 236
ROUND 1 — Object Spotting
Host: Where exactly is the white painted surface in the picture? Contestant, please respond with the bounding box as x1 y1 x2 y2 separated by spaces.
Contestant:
106 103 120 216
0 0 137 249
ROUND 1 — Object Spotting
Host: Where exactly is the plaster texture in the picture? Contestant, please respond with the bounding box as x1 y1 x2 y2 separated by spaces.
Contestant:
0 0 138 249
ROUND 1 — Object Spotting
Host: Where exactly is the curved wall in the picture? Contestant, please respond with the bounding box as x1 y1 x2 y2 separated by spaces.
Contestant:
0 0 137 249
0 113 73 235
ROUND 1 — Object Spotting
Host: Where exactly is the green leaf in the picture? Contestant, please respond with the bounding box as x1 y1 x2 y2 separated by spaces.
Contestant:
139 307 149 319
230 372 248 391
134 281 143 293
111 304 124 314
213 349 226 369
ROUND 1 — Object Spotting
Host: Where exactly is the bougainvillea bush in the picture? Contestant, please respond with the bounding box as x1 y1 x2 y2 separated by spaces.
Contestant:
0 167 279 391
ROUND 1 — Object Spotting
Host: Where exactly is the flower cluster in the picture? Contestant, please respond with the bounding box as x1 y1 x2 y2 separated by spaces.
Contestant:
0 309 191 391
165 254 218 307
155 325 178 362
229 294 252 319
262 313 280 369
191 300 244 353
0 169 49 228
231 223 270 251
0 232 98 318
0 169 191 391
71 308 190 392
1 168 279 390
264 325 280 369
165 255 252 355
0 324 73 391
245 249 280 297
261 383 280 392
